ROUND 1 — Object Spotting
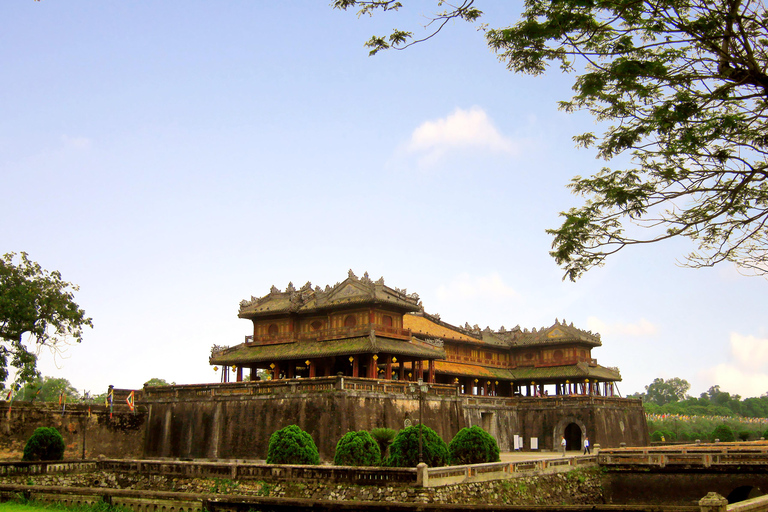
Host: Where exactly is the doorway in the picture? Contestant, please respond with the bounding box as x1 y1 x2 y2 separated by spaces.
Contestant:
564 423 581 451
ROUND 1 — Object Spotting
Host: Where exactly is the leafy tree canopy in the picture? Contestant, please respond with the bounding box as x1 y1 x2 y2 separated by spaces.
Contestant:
16 376 80 402
335 0 768 280
645 377 691 406
144 378 174 387
0 252 92 385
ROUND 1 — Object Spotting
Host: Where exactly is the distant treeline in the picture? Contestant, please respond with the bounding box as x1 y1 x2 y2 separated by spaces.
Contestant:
629 377 768 418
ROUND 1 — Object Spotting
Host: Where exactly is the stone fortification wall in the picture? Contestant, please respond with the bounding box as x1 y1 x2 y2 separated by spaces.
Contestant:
142 378 647 460
143 383 465 460
464 395 648 451
0 402 145 460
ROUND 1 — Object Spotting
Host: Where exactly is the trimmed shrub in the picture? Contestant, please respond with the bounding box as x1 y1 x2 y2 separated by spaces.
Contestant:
23 427 65 461
266 425 320 465
334 430 381 466
738 430 751 441
370 427 397 458
712 424 735 442
448 426 500 465
386 425 448 468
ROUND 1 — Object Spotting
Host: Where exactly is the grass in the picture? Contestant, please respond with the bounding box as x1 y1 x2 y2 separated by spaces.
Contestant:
0 500 127 512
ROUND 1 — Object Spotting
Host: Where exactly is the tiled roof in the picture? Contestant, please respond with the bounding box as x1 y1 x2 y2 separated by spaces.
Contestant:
508 320 602 347
434 361 516 380
210 334 445 365
238 271 421 318
433 361 620 382
404 313 491 344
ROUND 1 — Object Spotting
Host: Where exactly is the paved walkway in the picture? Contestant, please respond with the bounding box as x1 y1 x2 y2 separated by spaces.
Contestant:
499 450 588 462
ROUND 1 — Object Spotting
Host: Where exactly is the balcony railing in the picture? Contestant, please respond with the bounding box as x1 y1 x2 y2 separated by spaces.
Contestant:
248 324 411 345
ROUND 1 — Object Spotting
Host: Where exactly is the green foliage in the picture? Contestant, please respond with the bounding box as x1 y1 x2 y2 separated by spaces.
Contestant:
385 425 448 468
712 424 735 442
333 430 381 466
738 430 752 441
209 478 239 494
0 252 92 385
16 376 80 403
644 378 690 406
22 427 65 461
143 378 174 387
370 427 397 457
448 426 500 465
337 0 768 279
266 425 320 465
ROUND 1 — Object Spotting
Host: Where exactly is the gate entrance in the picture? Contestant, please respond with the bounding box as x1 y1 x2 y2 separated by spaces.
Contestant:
564 423 582 451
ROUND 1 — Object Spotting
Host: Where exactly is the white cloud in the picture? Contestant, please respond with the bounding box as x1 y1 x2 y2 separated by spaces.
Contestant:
406 107 518 167
586 316 658 338
698 333 768 398
436 272 520 302
61 135 93 149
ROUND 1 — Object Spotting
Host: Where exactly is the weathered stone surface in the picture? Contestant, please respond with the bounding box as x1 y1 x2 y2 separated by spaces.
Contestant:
0 403 144 460
143 388 646 460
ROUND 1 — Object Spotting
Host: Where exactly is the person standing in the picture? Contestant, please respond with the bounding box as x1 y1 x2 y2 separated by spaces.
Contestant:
561 436 567 457
583 436 591 455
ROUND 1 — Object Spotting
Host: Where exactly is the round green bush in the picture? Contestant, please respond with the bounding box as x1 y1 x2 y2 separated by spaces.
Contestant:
266 425 320 465
712 424 735 442
334 430 381 466
448 426 500 465
386 425 448 468
738 430 751 441
23 427 65 461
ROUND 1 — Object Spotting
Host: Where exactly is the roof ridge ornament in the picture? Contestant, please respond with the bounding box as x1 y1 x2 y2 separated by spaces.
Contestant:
348 269 357 280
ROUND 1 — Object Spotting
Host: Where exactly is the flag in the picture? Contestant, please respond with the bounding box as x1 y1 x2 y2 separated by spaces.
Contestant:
108 388 114 419
125 390 135 413
60 392 66 417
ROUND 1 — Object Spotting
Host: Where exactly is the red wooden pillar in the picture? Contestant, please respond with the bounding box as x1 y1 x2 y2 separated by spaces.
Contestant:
287 364 294 379
272 363 280 380
386 356 393 380
309 360 316 378
352 356 359 378
398 358 405 381
368 355 377 379
236 366 243 382
428 360 435 384
409 360 415 381
416 360 423 382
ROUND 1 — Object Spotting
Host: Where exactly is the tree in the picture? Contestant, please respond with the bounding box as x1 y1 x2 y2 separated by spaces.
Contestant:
16 376 80 403
22 427 66 461
335 1 768 280
644 377 690 406
448 426 500 465
333 430 381 466
385 425 449 467
266 425 321 465
144 378 174 387
0 252 92 384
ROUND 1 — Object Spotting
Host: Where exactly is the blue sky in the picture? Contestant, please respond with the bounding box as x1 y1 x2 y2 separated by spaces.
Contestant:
2 1 766 400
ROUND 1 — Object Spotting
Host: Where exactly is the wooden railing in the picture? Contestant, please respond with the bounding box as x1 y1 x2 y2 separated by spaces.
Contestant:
247 324 412 345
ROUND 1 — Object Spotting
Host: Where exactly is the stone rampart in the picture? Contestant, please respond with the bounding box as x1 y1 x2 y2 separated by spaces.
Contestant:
0 402 145 460
142 377 647 460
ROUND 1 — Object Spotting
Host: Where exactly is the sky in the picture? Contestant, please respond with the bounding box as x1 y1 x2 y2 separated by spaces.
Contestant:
2 1 767 400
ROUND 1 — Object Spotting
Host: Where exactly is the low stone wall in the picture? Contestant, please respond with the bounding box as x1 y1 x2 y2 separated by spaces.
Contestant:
0 402 145 460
